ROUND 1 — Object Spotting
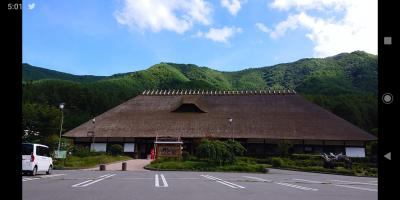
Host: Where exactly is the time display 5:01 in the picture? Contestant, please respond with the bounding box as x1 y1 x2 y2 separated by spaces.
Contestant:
8 3 22 10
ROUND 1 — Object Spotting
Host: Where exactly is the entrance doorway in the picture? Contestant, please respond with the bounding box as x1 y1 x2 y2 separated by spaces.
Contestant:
139 143 153 159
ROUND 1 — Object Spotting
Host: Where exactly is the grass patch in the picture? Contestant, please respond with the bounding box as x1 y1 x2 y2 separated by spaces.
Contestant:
54 154 132 169
146 157 270 173
259 155 377 177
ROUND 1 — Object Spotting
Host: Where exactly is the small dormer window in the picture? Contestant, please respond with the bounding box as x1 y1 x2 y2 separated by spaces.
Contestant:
171 94 208 113
172 103 206 113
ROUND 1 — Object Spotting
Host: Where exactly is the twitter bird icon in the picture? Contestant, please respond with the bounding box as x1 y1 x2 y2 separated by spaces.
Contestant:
28 3 35 10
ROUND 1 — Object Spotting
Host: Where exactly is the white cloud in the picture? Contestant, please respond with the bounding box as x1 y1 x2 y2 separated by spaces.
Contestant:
194 31 204 37
255 22 271 33
197 26 242 43
114 0 212 34
221 0 244 16
268 0 377 57
270 0 350 11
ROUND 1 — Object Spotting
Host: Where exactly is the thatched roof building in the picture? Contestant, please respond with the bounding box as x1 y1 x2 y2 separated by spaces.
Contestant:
64 89 376 158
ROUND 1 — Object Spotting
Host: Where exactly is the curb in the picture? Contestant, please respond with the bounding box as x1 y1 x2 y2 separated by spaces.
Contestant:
143 166 269 174
54 158 133 170
270 167 377 177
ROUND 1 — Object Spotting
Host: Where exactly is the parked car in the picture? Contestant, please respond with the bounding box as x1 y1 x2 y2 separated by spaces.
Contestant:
22 143 53 176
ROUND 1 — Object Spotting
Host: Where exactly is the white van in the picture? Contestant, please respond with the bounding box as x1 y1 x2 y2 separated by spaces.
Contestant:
22 143 53 176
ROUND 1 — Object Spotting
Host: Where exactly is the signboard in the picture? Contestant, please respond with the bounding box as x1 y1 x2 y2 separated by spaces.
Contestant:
124 143 135 152
159 145 180 156
156 144 182 159
90 143 107 152
54 150 66 159
345 147 365 157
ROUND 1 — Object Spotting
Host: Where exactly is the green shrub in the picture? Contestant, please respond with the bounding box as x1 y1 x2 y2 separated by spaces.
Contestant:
237 157 256 164
295 159 323 167
72 146 91 157
108 144 123 156
272 157 283 167
196 139 217 161
182 151 190 161
335 167 353 175
289 154 320 160
254 157 272 164
368 167 378 174
196 139 246 165
146 158 268 173
54 154 131 169
225 140 246 156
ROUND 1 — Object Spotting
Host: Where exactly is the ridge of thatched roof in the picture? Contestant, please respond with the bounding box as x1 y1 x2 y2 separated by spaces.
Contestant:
141 89 297 96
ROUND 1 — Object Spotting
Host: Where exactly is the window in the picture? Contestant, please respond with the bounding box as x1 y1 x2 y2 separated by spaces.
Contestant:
22 144 33 155
172 104 206 113
124 143 135 152
36 146 50 157
90 143 107 152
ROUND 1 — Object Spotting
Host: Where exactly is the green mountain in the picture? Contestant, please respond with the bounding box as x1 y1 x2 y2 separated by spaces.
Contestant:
22 51 377 142
23 63 106 83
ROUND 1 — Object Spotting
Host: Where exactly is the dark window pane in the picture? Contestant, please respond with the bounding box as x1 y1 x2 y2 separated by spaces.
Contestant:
22 144 33 155
36 146 42 156
36 146 48 156
44 148 50 157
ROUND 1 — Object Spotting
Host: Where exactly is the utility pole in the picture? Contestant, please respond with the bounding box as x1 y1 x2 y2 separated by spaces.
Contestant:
57 103 65 158
92 118 96 145
228 118 233 141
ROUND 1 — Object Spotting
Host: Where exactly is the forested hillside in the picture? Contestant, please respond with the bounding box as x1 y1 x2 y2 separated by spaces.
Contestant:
23 63 106 83
22 51 378 145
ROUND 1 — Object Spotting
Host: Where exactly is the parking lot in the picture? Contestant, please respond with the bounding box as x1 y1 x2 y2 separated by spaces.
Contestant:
23 169 377 200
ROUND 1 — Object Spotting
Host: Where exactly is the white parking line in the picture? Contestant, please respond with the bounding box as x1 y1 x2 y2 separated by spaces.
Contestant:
330 180 378 186
201 175 245 189
118 177 200 180
334 184 377 192
22 178 40 181
202 175 218 181
217 181 237 188
80 174 115 187
97 174 113 179
155 174 168 187
72 174 115 188
292 178 325 184
22 174 66 182
221 180 245 189
155 174 160 187
243 176 272 182
72 180 93 187
276 182 318 191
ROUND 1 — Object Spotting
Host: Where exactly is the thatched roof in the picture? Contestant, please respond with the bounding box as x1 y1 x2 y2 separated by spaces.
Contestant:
64 89 376 141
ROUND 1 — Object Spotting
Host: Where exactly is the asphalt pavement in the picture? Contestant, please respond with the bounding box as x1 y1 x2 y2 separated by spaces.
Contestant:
22 168 377 200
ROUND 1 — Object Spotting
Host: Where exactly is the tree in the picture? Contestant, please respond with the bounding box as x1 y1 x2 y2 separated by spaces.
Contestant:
225 139 246 158
196 139 246 165
22 103 61 143
196 139 216 161
108 144 123 156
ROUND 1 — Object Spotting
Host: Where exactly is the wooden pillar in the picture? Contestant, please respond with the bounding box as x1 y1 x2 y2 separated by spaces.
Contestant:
190 138 194 154
263 139 266 157
106 137 109 152
245 139 248 156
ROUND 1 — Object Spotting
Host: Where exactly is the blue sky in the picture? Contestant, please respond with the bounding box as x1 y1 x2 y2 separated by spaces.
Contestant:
23 0 377 76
